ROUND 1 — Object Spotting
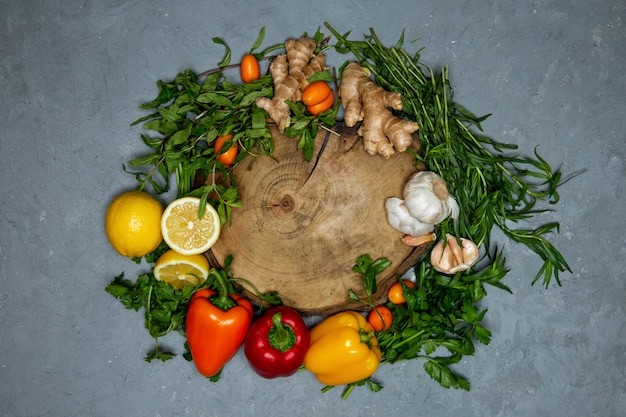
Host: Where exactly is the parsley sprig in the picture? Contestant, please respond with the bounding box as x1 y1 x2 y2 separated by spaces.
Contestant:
378 260 498 391
105 271 197 362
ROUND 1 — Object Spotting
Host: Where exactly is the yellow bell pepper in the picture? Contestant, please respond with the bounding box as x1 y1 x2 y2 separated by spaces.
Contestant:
303 311 382 386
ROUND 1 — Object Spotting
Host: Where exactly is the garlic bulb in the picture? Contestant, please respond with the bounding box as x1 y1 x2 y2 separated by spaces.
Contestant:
385 197 436 237
404 171 459 224
430 234 479 274
385 171 459 240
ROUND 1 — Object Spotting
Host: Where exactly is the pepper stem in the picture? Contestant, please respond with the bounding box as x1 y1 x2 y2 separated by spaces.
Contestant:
208 269 237 310
267 312 296 353
359 328 375 349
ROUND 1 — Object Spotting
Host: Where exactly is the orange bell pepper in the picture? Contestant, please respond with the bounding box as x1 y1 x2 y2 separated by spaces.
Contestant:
185 287 253 377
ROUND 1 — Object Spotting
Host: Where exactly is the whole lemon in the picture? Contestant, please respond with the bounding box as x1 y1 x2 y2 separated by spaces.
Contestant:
105 190 164 258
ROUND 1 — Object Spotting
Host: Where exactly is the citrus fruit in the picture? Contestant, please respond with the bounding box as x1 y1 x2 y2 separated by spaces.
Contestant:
214 134 238 166
387 280 415 304
154 249 210 290
104 190 164 258
302 81 332 105
161 196 221 255
240 54 261 83
306 90 334 115
367 305 393 331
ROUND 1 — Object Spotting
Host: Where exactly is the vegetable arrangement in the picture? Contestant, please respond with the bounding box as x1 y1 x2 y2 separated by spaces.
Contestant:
105 23 576 399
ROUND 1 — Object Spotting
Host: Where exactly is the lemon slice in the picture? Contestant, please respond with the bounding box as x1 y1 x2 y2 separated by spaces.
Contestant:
154 249 210 290
161 197 221 255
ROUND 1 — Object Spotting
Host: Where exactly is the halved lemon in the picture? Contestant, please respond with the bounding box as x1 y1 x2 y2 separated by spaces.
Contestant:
153 249 210 290
161 197 221 255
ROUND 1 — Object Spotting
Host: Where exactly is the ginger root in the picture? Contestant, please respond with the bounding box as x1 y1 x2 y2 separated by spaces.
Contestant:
256 37 326 132
339 62 419 158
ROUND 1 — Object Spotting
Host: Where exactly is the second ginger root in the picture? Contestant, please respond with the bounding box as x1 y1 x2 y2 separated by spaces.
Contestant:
339 62 419 159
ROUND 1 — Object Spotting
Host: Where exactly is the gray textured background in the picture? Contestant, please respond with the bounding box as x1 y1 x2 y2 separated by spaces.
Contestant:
1 0 624 416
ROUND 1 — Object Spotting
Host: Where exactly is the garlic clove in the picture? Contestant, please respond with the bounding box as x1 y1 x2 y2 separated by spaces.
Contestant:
446 195 460 221
401 232 437 247
430 234 479 274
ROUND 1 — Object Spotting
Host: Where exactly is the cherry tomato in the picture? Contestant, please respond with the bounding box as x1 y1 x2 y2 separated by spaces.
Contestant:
367 305 393 331
387 280 415 304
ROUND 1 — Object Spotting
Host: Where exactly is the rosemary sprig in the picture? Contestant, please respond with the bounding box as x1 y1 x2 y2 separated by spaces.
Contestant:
325 22 576 287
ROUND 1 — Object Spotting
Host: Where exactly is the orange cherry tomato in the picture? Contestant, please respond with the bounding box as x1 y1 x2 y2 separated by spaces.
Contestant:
305 90 334 116
302 81 332 106
367 305 393 331
387 280 415 305
240 54 260 83
214 134 238 166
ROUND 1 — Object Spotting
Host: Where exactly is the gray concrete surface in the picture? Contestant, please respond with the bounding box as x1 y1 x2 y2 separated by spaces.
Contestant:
1 0 624 416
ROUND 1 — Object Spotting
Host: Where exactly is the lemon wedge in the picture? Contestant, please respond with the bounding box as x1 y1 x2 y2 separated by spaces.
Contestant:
154 249 210 290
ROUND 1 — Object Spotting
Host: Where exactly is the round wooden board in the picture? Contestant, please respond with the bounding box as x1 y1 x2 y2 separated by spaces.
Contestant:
207 124 426 315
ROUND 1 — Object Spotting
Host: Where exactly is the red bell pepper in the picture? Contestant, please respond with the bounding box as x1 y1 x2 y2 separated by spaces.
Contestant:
244 306 310 379
185 284 253 378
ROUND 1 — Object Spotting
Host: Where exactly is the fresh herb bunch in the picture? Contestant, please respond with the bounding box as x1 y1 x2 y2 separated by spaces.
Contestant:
124 28 277 225
106 271 196 363
105 253 281 364
126 28 337 223
378 259 497 391
324 22 575 288
347 253 505 395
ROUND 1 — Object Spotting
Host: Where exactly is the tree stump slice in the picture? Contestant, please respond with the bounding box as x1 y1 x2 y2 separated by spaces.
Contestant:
207 124 426 315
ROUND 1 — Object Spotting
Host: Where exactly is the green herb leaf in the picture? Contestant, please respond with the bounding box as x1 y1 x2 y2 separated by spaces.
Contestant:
423 359 470 390
249 27 266 53
350 254 390 306
213 37 231 67
145 349 176 363
167 123 193 147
